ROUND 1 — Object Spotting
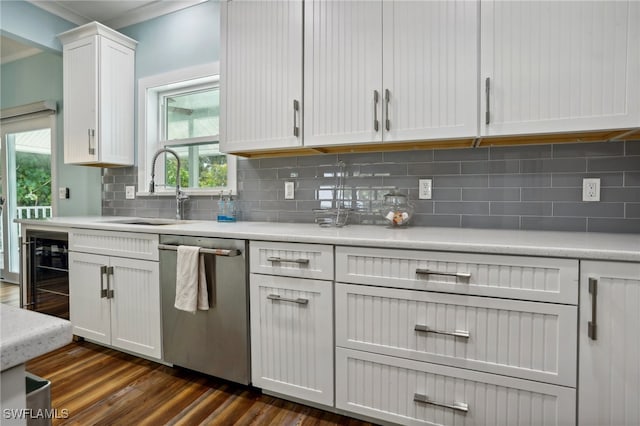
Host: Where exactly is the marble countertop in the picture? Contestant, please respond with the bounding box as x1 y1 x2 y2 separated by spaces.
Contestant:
0 304 73 371
17 216 640 262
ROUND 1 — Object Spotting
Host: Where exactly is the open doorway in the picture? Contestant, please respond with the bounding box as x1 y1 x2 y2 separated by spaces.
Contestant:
1 112 56 283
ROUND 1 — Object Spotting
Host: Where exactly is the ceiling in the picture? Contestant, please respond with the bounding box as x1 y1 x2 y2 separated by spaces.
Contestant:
1 0 207 64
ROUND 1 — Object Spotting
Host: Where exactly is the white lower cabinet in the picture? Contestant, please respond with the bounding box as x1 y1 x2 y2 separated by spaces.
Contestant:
68 231 161 359
249 273 333 406
336 283 577 387
334 246 579 425
579 261 640 426
336 347 576 426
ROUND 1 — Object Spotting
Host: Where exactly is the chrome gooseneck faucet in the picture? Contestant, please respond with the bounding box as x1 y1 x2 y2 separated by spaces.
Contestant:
149 148 189 220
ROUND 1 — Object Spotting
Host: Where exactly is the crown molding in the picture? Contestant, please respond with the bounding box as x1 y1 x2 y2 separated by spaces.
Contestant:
25 1 208 30
105 1 208 29
25 1 90 26
0 46 42 65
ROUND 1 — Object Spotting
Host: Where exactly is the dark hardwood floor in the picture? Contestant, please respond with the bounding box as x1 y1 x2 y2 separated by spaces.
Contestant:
2 283 375 425
27 342 373 426
0 281 20 306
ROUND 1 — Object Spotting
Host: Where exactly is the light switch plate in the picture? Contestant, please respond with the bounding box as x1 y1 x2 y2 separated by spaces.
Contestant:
284 181 295 200
125 186 136 200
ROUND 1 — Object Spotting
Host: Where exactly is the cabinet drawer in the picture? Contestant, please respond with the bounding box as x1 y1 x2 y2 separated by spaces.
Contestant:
250 274 333 406
336 283 576 387
250 241 333 280
336 246 578 304
69 229 159 261
336 348 576 426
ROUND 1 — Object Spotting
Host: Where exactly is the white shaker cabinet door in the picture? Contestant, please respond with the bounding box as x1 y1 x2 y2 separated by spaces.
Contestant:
68 251 110 345
481 0 640 136
220 0 303 153
382 0 479 143
304 0 383 147
579 261 640 426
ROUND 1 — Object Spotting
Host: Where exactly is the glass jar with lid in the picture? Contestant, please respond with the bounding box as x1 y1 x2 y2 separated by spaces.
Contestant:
381 190 414 227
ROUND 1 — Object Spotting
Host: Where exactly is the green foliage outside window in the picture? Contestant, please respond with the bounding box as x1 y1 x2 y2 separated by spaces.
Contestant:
165 155 228 188
15 152 51 206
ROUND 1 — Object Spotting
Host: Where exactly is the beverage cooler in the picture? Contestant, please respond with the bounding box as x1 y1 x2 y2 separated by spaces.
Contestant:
22 230 69 320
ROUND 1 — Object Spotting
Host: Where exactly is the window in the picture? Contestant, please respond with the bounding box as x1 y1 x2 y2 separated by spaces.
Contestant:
138 63 236 195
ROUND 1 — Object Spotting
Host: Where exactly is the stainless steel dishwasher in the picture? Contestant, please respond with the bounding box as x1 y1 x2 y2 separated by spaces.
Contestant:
159 235 250 385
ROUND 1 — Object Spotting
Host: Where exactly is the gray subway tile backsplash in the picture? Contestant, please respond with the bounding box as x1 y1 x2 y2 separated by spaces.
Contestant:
551 172 624 188
553 141 624 158
520 158 586 173
626 171 640 186
625 140 640 155
588 156 640 172
102 140 640 233
462 188 521 201
553 202 625 218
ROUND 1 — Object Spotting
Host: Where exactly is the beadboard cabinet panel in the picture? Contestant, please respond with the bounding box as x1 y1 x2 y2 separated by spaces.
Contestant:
382 0 479 142
335 283 577 387
336 348 576 426
221 0 303 152
60 22 136 166
250 273 333 406
303 0 383 146
579 261 640 426
68 251 111 345
69 230 158 261
335 246 579 304
63 36 98 165
109 257 161 359
249 241 333 280
481 0 640 136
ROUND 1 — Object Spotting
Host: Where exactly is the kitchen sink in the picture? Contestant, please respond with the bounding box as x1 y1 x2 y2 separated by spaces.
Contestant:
105 218 190 226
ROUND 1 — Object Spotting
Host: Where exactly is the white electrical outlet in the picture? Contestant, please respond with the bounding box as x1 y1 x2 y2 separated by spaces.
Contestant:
418 179 432 200
125 186 136 200
583 178 601 202
284 181 295 200
58 187 68 200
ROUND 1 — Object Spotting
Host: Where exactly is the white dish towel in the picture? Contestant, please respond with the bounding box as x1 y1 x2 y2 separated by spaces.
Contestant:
175 245 209 313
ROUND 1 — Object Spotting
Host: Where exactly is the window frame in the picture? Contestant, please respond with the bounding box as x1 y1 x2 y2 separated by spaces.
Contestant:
137 62 236 196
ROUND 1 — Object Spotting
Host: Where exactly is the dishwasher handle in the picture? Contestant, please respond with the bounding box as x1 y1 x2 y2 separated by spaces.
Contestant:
158 244 241 257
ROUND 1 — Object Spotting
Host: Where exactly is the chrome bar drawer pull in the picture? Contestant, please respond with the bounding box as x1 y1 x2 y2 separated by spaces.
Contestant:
414 393 469 414
106 266 114 299
293 99 300 137
267 256 310 265
100 265 108 298
415 324 470 339
588 277 598 340
485 77 491 125
384 88 390 131
415 268 471 280
88 128 95 155
267 294 309 305
373 90 380 132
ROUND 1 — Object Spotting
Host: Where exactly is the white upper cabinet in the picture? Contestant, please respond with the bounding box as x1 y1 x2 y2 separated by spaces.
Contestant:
304 1 382 146
481 0 640 137
58 22 136 166
220 0 303 153
304 0 478 147
382 1 479 143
